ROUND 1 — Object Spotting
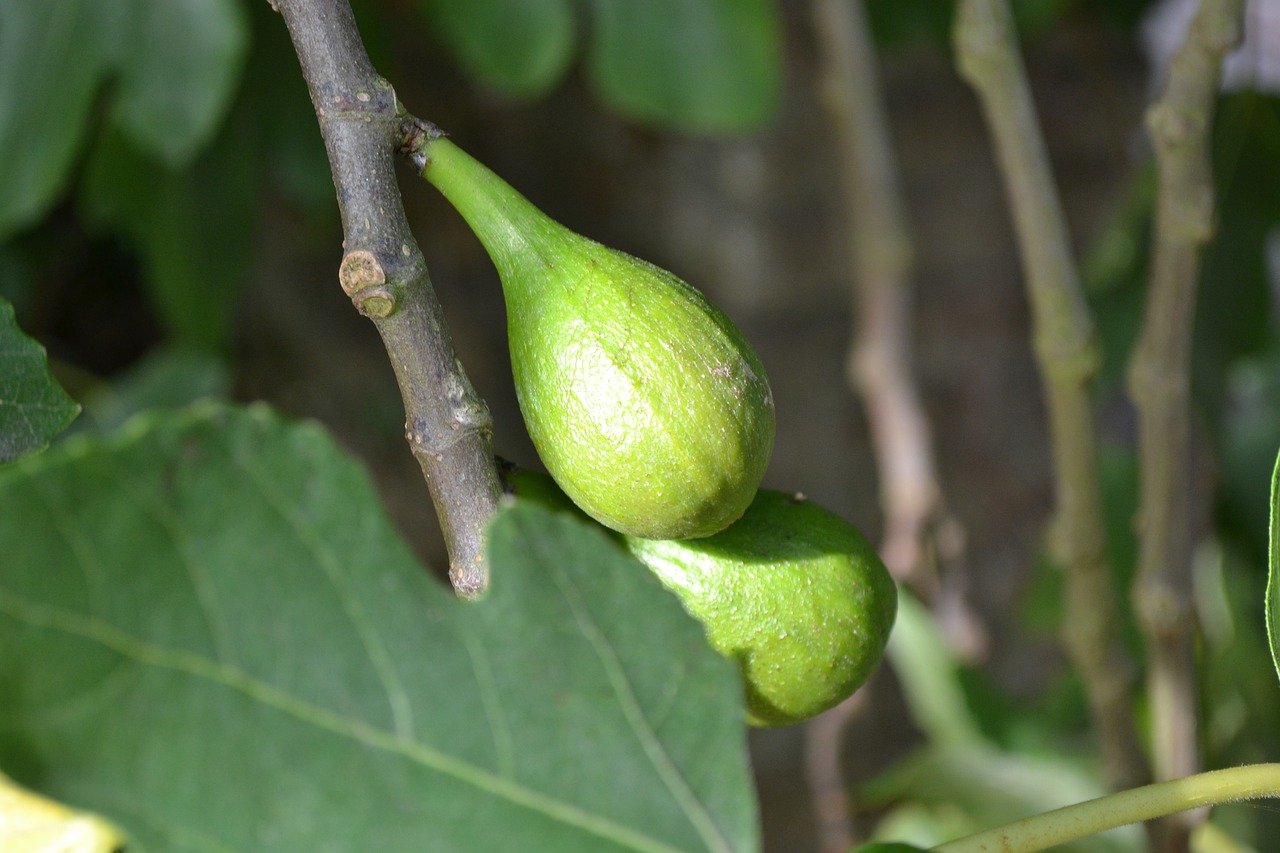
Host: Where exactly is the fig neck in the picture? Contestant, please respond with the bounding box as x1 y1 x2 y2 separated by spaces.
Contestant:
420 139 566 302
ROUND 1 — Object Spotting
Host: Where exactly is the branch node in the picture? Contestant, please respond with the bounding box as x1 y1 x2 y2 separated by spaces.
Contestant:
353 286 397 318
339 249 386 295
400 116 446 174
276 0 502 596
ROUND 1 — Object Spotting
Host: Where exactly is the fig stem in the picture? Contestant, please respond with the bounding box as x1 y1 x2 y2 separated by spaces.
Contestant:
936 763 1280 853
271 0 502 598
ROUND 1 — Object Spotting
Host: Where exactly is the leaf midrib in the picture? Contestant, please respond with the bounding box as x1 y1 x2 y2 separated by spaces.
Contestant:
0 586 682 853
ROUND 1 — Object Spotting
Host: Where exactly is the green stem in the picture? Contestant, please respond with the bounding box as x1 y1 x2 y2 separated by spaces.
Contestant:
935 764 1280 853
405 131 569 291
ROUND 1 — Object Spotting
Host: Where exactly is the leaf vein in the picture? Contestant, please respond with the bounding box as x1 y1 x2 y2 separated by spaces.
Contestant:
233 450 415 739
109 469 239 667
540 535 732 853
0 588 680 853
460 629 517 777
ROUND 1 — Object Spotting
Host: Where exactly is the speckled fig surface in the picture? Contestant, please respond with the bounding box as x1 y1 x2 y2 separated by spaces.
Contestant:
423 139 775 539
623 490 897 726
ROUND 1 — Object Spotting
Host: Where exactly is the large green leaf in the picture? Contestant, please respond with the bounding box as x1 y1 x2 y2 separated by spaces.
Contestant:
0 297 79 462
0 0 110 238
111 0 249 167
1268 447 1280 687
424 0 576 98
0 404 756 851
586 0 781 132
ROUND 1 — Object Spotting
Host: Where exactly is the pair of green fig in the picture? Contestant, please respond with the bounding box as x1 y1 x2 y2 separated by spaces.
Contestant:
418 136 897 726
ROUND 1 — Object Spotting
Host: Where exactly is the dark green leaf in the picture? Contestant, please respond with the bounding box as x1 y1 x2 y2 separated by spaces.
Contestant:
0 0 112 238
865 0 952 48
586 0 782 133
1267 446 1280 686
0 404 756 851
853 844 929 853
424 0 575 98
112 0 249 167
80 120 259 350
75 346 231 435
0 297 79 462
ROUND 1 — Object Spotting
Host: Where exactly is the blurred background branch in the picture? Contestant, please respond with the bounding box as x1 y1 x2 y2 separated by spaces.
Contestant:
1128 0 1244 846
805 0 987 848
954 0 1149 792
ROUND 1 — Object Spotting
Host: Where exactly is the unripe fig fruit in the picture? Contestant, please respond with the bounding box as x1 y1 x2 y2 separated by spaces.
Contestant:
506 468 897 727
624 490 896 726
421 138 775 539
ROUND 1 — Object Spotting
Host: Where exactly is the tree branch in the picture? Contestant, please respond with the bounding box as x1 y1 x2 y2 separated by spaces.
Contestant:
805 1 986 846
1128 0 1242 843
953 0 1148 790
271 0 502 597
802 686 869 853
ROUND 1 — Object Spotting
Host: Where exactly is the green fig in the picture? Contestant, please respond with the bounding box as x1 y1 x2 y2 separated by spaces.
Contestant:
420 138 775 539
506 468 897 727
624 490 897 726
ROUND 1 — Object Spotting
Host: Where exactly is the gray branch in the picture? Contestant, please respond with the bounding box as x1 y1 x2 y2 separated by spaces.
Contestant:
272 0 501 597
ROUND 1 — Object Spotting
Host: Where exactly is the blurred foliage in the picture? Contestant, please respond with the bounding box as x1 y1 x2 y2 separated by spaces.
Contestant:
419 0 781 132
0 0 780 352
866 90 1280 841
0 0 248 239
983 92 1280 848
871 595 1142 850
422 0 576 98
585 0 781 132
0 0 1171 358
865 0 1160 48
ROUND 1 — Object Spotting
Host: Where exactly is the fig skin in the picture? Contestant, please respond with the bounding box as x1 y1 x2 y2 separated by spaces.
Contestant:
507 469 897 727
421 138 774 540
623 490 897 727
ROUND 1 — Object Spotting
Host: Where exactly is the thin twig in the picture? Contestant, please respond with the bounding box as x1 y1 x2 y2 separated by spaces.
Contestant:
802 687 869 853
953 0 1148 791
1128 0 1242 845
272 0 502 597
806 0 986 846
813 0 985 661
936 763 1280 853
